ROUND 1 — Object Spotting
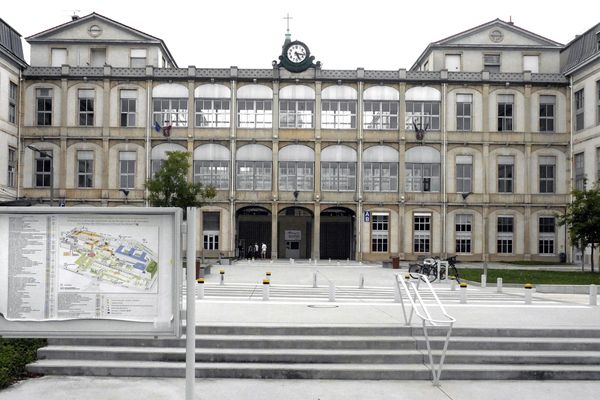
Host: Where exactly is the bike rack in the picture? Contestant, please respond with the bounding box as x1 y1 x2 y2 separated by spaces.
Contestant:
395 273 456 386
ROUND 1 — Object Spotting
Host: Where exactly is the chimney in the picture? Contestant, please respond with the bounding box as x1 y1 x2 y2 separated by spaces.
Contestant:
71 14 79 21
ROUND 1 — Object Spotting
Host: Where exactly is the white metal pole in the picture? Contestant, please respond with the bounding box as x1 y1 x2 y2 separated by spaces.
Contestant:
185 207 196 400
589 284 597 306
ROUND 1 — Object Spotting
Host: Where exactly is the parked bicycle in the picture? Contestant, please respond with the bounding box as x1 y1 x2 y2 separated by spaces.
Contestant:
408 255 460 283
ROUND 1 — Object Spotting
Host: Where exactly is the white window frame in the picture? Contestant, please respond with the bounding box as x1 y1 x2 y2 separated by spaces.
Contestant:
405 101 440 131
36 88 53 126
195 98 230 128
34 150 52 188
413 214 431 253
279 99 314 128
497 156 514 193
120 89 137 127
455 155 472 194
194 160 229 190
574 152 585 191
279 161 314 191
575 89 584 131
539 156 556 194
8 147 16 188
364 101 399 130
119 151 136 189
497 94 514 132
8 81 17 124
153 98 188 127
321 100 357 129
539 95 555 132
130 49 147 68
236 161 272 191
455 214 472 254
77 150 94 188
237 99 273 129
371 213 389 253
363 162 398 192
456 94 472 132
321 162 356 192
497 216 514 254
538 217 555 255
78 89 95 126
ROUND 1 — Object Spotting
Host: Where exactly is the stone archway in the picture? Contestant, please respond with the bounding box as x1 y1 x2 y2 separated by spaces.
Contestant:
236 206 271 259
277 206 313 259
320 207 355 260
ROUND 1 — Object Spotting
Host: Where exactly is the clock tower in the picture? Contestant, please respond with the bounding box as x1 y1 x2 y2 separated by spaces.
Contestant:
276 15 317 73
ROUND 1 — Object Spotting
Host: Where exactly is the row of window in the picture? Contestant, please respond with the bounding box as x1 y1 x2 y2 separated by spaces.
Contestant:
29 151 559 194
371 214 557 256
574 82 600 131
441 53 542 73
50 48 156 68
33 89 559 132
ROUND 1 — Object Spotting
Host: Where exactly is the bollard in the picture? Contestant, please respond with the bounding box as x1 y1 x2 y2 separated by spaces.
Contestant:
312 271 318 288
219 269 225 286
328 258 331 264
329 281 336 302
393 283 401 303
460 282 468 304
524 283 533 304
262 279 270 301
497 277 503 293
266 271 272 277
290 258 294 264
196 278 205 299
590 284 598 306
450 279 457 291
359 273 365 289
336 261 340 266
270 260 273 264
481 274 487 288
314 259 317 265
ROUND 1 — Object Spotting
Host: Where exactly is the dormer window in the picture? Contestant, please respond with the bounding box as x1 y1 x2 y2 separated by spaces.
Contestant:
130 49 147 68
483 54 500 73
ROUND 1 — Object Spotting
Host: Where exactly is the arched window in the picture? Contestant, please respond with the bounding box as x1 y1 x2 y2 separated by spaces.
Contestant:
194 84 231 128
321 85 357 129
279 85 315 129
363 86 399 130
405 87 441 131
236 144 272 191
237 84 273 129
193 144 230 190
405 146 441 192
279 145 314 191
321 145 357 192
151 143 187 176
152 83 188 127
363 146 399 192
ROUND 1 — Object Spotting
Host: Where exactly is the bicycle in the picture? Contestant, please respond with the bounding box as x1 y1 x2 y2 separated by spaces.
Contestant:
408 256 460 283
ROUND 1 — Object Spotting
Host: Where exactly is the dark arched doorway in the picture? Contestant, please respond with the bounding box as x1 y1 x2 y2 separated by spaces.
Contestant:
320 207 355 260
278 207 313 259
236 206 271 259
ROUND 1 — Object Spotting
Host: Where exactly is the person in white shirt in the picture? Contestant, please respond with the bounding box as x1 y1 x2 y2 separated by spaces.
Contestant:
261 243 267 259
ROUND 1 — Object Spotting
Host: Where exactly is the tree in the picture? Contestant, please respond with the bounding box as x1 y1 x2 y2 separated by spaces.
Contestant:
145 151 216 215
558 181 600 272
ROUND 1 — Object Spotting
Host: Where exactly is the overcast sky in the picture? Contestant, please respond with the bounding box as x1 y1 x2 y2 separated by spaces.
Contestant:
4 0 598 69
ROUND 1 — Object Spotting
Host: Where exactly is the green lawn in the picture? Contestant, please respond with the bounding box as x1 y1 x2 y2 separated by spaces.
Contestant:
458 268 600 285
0 338 46 390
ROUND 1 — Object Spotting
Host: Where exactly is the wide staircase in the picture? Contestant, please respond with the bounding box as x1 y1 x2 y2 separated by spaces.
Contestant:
28 324 600 380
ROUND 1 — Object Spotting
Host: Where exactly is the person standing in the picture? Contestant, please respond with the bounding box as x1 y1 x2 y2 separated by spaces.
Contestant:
254 243 259 260
261 242 267 259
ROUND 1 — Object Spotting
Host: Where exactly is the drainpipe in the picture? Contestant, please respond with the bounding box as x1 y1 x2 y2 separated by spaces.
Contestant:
145 79 152 206
441 82 448 259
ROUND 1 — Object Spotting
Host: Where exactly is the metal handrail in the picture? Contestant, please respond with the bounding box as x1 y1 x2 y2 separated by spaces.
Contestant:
395 273 456 386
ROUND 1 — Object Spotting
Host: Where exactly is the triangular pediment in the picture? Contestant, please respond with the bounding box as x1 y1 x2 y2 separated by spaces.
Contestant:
26 13 160 43
436 19 562 47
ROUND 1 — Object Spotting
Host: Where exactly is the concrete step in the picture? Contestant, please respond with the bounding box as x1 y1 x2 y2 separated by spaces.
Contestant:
418 336 600 351
27 359 600 380
37 346 600 365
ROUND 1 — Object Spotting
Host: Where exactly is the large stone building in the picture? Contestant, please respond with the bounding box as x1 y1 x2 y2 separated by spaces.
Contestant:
13 13 597 263
0 18 27 203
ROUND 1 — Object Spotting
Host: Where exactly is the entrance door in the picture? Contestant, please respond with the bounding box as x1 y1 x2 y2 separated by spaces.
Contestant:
278 207 313 259
237 206 271 258
320 207 355 260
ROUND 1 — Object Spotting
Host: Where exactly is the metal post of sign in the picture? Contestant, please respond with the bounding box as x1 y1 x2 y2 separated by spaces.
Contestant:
185 207 197 400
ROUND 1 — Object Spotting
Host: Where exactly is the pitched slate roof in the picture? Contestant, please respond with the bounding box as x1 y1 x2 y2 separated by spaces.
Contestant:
561 22 600 74
0 18 27 67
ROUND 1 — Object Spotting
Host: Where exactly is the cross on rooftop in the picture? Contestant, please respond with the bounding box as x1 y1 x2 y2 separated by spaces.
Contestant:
283 13 293 33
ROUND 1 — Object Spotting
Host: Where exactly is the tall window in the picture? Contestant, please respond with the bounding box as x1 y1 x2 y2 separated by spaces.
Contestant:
363 163 398 192
321 100 356 129
151 160 164 177
153 98 188 127
539 95 555 132
497 216 514 254
405 163 440 192
456 94 472 131
120 90 137 127
77 150 94 188
575 89 584 131
455 155 472 193
194 161 229 190
34 150 52 187
236 161 271 191
364 101 398 130
523 55 539 73
8 82 17 124
597 147 600 189
195 99 230 128
78 89 94 126
483 54 500 72
574 152 585 190
119 151 136 189
405 101 440 130
321 162 356 191
538 217 555 255
203 212 220 251
413 214 431 253
497 94 514 131
539 156 556 194
238 99 272 128
497 156 514 193
51 48 67 67
455 214 472 253
371 214 389 253
36 88 52 126
7 147 16 188
445 54 461 71
597 81 600 125
280 100 314 128
130 49 147 68
279 161 314 191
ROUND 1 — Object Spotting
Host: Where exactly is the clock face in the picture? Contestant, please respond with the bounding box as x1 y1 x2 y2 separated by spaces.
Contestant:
286 44 307 63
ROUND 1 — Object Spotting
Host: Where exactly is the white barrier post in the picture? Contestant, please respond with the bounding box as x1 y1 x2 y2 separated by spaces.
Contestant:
312 272 318 288
524 283 533 304
496 277 503 293
460 282 468 304
450 279 457 291
185 207 197 400
359 273 365 289
196 278 205 299
394 283 401 303
219 269 225 286
590 284 598 306
481 274 487 288
262 279 270 301
329 282 336 302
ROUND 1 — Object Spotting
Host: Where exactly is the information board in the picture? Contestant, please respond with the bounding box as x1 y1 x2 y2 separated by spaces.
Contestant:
0 207 182 338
